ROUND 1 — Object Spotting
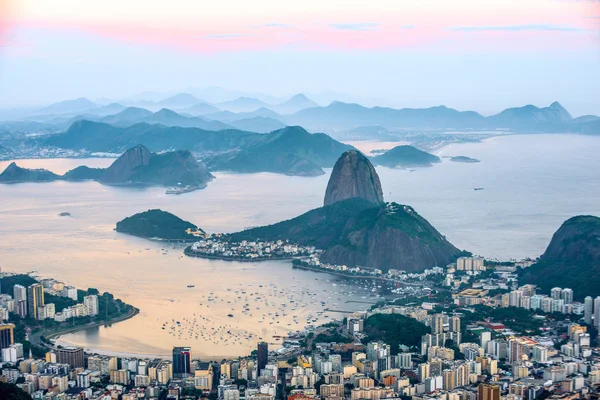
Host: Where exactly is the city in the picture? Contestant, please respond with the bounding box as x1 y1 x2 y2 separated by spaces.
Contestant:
2 256 600 400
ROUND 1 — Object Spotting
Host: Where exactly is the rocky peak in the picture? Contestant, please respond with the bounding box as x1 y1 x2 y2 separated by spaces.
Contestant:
324 150 384 207
100 144 151 183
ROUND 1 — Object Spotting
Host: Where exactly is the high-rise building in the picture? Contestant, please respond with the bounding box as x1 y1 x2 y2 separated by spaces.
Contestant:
478 384 501 400
584 296 594 325
257 342 268 374
562 288 573 305
594 297 600 329
83 295 99 316
27 284 44 320
13 285 27 304
431 314 444 334
551 288 562 301
450 316 461 332
56 346 84 368
172 347 192 378
16 300 27 319
0 323 15 352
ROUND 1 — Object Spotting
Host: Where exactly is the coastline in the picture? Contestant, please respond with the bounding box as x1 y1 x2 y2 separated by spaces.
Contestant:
184 247 296 262
33 307 140 345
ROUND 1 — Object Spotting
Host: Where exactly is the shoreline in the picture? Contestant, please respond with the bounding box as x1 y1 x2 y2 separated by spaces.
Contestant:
184 247 296 262
36 307 140 345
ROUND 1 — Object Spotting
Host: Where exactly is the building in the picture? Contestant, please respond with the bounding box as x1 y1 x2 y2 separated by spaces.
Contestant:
594 296 600 328
257 342 269 373
584 296 593 325
83 295 99 316
173 346 192 378
56 346 84 368
0 323 15 352
478 384 501 400
13 285 27 315
27 284 44 320
195 362 213 390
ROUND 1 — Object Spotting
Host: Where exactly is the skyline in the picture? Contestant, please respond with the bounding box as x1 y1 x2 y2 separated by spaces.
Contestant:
0 0 599 116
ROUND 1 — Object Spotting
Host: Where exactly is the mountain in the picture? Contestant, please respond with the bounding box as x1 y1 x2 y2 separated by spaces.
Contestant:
129 149 214 187
38 97 98 115
99 144 213 187
179 102 221 116
142 109 232 131
324 150 384 206
101 107 154 125
116 209 204 241
319 202 460 272
62 166 106 181
216 97 268 113
100 144 152 184
487 101 573 128
519 215 600 300
230 197 379 249
204 107 281 122
289 101 486 130
227 116 286 133
45 120 261 153
156 93 204 108
371 145 441 168
573 115 600 124
229 151 460 272
0 145 213 188
210 126 353 176
274 94 319 114
0 162 61 183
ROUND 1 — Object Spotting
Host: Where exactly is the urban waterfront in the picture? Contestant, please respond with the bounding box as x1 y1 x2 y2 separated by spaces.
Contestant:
1 134 600 358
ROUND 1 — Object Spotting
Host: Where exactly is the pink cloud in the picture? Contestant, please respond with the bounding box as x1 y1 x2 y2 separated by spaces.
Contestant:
2 0 598 54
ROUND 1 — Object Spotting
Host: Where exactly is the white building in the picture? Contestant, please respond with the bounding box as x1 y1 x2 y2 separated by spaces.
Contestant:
84 295 99 316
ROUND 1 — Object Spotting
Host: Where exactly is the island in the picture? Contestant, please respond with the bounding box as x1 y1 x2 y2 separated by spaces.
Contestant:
370 145 441 168
450 156 480 163
115 209 206 241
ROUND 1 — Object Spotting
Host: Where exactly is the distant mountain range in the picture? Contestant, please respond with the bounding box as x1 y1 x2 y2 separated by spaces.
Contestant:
45 123 352 176
3 91 599 135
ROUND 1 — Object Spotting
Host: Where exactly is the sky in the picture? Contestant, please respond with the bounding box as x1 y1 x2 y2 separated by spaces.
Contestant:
0 0 599 116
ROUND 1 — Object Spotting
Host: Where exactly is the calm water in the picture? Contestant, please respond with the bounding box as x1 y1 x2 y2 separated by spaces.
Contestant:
1 133 599 357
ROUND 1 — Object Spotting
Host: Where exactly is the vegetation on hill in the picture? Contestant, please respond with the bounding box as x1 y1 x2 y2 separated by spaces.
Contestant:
320 202 460 272
0 162 61 183
116 209 204 241
362 314 431 354
519 215 600 300
228 197 377 249
371 145 440 168
0 382 33 400
211 126 353 176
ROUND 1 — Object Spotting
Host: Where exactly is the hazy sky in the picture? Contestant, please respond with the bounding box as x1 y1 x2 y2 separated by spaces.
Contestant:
0 0 599 115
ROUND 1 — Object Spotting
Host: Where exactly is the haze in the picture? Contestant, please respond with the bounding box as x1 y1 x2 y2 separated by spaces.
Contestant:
0 0 599 115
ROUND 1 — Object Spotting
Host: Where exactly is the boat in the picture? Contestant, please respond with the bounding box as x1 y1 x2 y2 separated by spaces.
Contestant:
166 185 200 195
474 187 484 191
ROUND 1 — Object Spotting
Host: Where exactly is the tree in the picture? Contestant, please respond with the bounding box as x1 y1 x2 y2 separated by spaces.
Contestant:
0 382 33 400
